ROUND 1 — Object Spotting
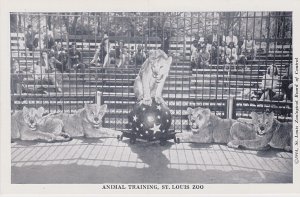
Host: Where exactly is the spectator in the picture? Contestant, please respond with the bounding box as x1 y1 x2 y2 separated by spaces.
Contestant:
225 42 238 65
257 35 267 54
69 42 85 75
52 42 68 73
11 59 23 94
161 32 170 55
281 64 293 101
90 33 110 68
133 44 146 66
25 25 39 51
242 35 257 61
115 40 126 68
190 38 199 67
237 36 244 56
259 65 279 101
34 50 62 92
218 41 227 64
197 45 210 68
225 31 238 47
42 26 55 49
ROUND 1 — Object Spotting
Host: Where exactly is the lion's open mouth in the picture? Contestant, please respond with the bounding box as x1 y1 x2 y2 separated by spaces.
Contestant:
256 131 266 136
93 124 100 128
30 126 37 131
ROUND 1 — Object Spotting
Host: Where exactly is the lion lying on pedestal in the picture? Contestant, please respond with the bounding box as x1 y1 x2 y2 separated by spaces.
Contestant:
177 107 292 152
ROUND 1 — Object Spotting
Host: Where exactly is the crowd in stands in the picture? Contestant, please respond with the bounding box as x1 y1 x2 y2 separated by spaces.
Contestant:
190 31 264 69
14 26 291 102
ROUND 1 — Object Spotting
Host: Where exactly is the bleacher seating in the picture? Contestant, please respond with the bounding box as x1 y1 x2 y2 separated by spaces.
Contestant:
10 33 293 132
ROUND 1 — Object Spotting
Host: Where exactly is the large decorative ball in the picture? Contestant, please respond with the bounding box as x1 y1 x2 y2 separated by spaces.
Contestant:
128 99 172 141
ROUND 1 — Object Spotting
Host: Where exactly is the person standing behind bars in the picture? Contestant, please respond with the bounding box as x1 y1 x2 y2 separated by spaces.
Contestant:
25 25 39 51
42 26 55 50
90 33 110 68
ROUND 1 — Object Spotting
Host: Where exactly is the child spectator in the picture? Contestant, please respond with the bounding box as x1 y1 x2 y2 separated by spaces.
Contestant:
259 65 279 101
25 25 39 51
197 45 210 68
225 31 238 47
225 42 238 65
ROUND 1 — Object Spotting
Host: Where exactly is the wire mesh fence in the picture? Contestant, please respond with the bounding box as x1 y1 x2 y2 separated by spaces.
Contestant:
10 12 293 132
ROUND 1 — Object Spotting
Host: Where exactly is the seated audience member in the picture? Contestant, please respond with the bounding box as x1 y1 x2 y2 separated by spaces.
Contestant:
197 45 210 68
203 37 212 53
69 42 85 74
116 40 128 68
133 44 146 66
237 36 244 56
281 64 293 101
225 31 238 47
218 41 227 64
242 35 257 61
34 50 63 92
51 42 68 73
210 41 219 64
225 42 238 65
259 65 279 101
25 25 39 51
257 35 267 54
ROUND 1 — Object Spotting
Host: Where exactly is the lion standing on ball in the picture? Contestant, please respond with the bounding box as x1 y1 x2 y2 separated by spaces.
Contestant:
134 49 172 106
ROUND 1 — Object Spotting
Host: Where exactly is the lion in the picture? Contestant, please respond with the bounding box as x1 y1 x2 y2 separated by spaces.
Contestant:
177 107 292 152
11 106 71 142
53 104 122 138
133 49 172 106
177 107 238 144
228 112 292 152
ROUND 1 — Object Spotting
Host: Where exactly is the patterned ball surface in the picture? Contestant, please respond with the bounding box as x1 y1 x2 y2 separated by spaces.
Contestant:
128 99 172 141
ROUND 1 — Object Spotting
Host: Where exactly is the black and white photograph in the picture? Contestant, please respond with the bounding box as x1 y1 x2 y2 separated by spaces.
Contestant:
1 0 300 195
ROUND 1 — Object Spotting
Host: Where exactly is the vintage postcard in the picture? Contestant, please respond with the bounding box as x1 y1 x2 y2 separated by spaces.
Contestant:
0 0 300 196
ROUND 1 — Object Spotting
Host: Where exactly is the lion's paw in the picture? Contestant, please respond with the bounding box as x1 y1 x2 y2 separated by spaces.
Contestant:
284 146 292 152
227 141 240 149
141 98 152 106
56 133 72 141
155 96 165 105
44 133 56 142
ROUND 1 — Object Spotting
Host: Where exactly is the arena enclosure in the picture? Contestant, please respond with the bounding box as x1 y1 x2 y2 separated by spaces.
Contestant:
10 12 293 133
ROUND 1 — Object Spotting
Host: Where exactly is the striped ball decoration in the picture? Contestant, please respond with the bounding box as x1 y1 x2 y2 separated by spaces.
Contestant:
128 98 172 143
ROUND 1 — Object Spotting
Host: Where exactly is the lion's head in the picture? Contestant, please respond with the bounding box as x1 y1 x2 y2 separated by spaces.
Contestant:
22 106 45 131
251 112 275 136
187 107 211 133
148 49 172 82
84 104 107 129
